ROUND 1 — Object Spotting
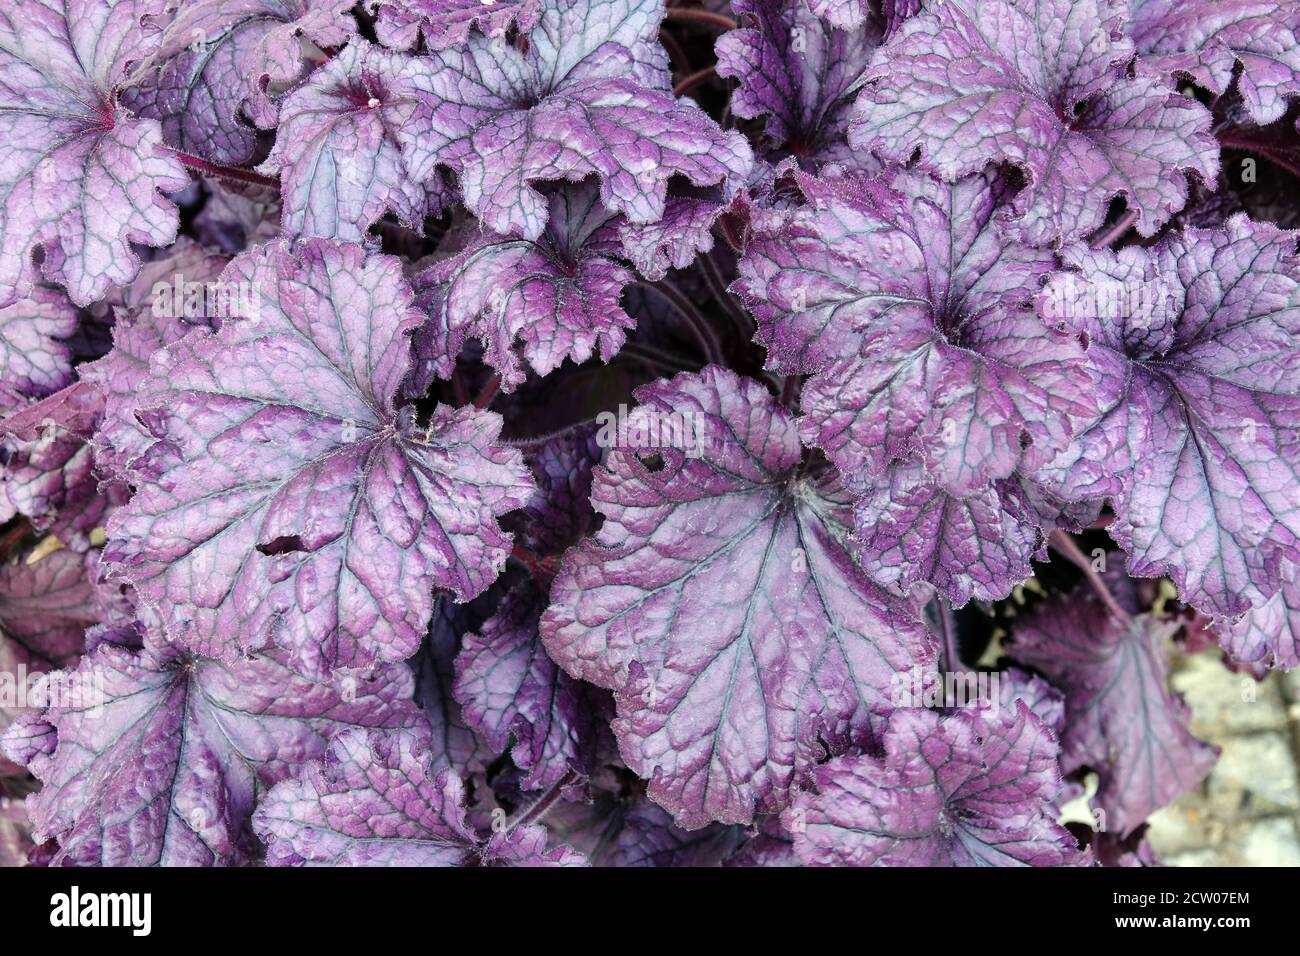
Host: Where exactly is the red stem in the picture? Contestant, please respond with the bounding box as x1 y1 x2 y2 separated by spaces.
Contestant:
674 65 716 97
779 375 800 410
1088 209 1139 250
643 280 724 365
1048 529 1131 623
658 27 690 72
507 770 579 832
698 248 752 336
1217 136 1300 180
935 595 961 672
474 373 502 409
664 7 738 29
163 147 279 189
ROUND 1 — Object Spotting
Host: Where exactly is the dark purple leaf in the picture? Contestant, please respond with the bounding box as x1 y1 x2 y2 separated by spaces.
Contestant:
455 582 609 789
1 383 122 551
1007 578 1218 835
716 0 882 167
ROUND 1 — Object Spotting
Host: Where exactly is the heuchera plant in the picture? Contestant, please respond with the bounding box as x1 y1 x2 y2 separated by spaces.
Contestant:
0 0 1298 868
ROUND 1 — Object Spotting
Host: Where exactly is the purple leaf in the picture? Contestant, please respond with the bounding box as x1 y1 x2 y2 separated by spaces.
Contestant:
998 667 1066 737
849 0 1220 244
0 548 95 668
1130 0 1300 126
803 0 869 32
0 0 189 307
0 795 35 866
394 0 752 239
370 0 543 51
849 462 1042 605
454 582 608 789
254 727 585 865
1219 557 1299 668
104 240 533 676
1038 215 1300 619
82 238 229 475
481 824 589 866
192 179 282 253
783 703 1081 866
260 38 435 242
1 383 121 551
734 168 1093 495
716 0 882 167
723 816 799 867
0 548 96 773
1007 580 1218 835
413 600 493 775
13 630 423 865
413 182 637 389
0 288 79 414
546 794 748 865
509 422 602 559
616 194 726 281
2 713 58 775
121 0 357 165
541 366 936 828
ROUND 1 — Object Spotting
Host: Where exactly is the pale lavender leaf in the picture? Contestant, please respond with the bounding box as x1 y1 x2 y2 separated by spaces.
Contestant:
783 703 1081 866
260 38 432 242
255 726 582 865
850 461 1042 606
0 0 189 307
617 195 723 281
804 0 868 32
734 168 1092 494
1219 557 1300 668
1130 0 1300 126
370 0 542 51
81 238 229 475
121 0 357 165
542 366 936 828
16 632 423 865
1038 215 1300 618
849 0 1220 244
415 182 636 389
481 824 589 866
0 287 79 414
104 240 533 676
394 0 752 239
